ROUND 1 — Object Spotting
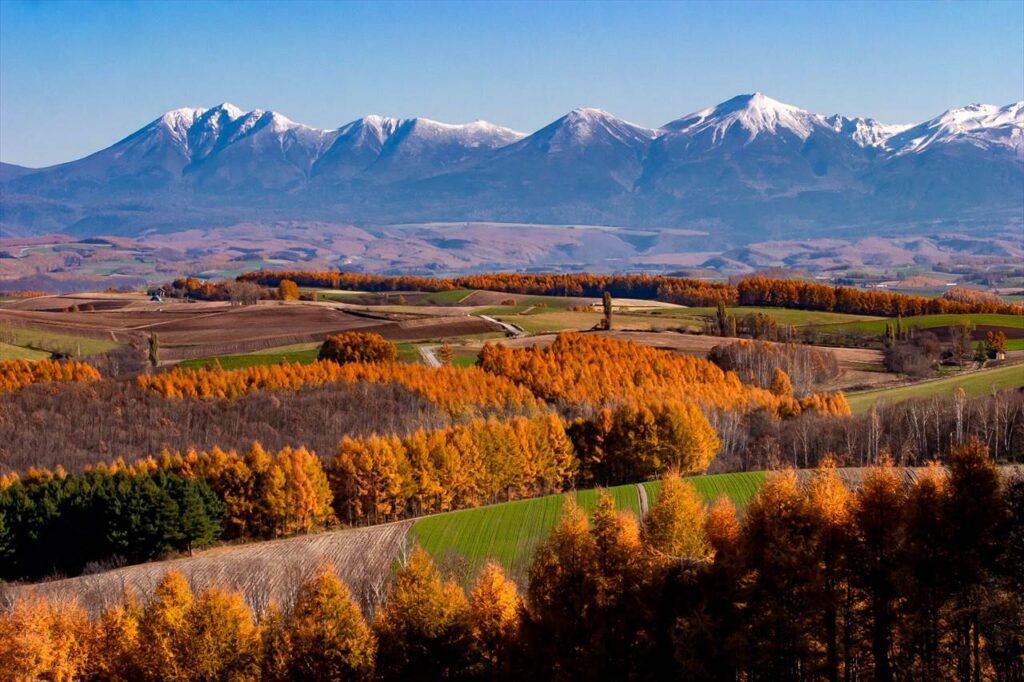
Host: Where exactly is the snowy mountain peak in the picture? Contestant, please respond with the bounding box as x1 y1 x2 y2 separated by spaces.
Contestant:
211 102 246 119
540 108 657 147
886 100 1024 156
665 92 818 143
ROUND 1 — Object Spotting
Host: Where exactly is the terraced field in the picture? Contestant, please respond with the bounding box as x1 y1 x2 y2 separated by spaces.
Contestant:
846 363 1024 413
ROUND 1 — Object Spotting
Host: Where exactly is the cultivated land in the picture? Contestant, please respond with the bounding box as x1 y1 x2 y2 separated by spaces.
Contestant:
846 363 1024 413
1 286 1019 408
821 313 1024 350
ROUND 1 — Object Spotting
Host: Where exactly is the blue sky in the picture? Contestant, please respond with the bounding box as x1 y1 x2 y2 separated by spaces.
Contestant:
1 0 1022 167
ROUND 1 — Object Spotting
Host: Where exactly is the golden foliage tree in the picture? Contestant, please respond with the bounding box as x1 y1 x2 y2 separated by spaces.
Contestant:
0 358 101 393
770 367 794 397
0 596 90 682
374 547 470 681
277 279 300 301
643 471 711 560
176 586 261 681
319 331 398 365
468 561 523 679
262 563 375 681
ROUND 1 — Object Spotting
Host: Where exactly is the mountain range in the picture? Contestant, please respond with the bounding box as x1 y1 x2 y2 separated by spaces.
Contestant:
1 93 1021 241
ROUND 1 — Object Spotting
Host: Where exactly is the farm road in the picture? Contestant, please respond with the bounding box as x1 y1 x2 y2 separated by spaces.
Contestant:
479 315 526 337
419 345 441 367
636 484 649 518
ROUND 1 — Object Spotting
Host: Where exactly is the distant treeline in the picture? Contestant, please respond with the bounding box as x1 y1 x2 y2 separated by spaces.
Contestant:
235 270 1024 316
4 443 1022 681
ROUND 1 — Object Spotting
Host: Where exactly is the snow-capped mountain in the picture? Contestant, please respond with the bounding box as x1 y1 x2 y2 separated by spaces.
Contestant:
885 101 1024 157
1 95 1021 239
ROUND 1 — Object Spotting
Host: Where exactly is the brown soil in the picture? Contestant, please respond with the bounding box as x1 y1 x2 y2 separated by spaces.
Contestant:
0 301 503 361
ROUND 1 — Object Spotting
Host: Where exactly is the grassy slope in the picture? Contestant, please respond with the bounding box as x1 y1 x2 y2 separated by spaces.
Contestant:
178 346 321 370
642 471 767 509
0 327 119 356
0 341 50 361
846 363 1024 413
410 473 764 580
410 483 640 579
421 289 477 305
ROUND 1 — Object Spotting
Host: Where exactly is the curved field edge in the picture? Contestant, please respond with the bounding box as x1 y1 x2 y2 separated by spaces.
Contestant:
410 483 640 581
846 363 1024 414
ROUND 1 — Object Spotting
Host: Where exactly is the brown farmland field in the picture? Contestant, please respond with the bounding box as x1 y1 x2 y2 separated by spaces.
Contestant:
5 520 414 617
0 297 504 362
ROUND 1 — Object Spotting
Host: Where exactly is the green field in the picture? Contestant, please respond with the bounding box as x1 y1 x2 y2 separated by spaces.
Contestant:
0 341 50 361
642 471 767 509
492 311 664 334
178 345 321 370
821 313 1023 344
410 472 765 581
646 306 882 327
421 289 477 305
410 483 640 580
0 326 119 357
846 363 1024 413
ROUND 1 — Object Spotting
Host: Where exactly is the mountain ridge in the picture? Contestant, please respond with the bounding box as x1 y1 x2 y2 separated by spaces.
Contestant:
1 93 1021 240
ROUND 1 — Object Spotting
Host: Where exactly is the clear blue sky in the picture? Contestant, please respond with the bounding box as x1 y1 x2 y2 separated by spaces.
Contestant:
2 0 1022 167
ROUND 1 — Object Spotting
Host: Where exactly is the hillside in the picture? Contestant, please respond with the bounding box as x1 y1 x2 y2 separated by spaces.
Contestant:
11 466 1021 616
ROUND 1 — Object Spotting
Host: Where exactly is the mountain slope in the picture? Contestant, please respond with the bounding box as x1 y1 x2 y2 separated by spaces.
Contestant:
1 95 1021 240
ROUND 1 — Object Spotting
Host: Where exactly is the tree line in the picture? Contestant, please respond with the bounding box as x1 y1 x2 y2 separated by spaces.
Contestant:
710 389 1024 472
4 442 1021 681
477 333 851 418
708 338 841 397
234 269 1022 315
0 359 100 393
135 359 539 416
1 402 726 582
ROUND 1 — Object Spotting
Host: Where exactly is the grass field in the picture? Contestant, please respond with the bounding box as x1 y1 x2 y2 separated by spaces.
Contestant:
642 471 768 509
410 473 763 581
420 289 477 305
0 341 50 361
0 326 119 357
820 313 1024 349
493 311 666 334
410 483 641 580
645 306 883 327
846 363 1024 413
